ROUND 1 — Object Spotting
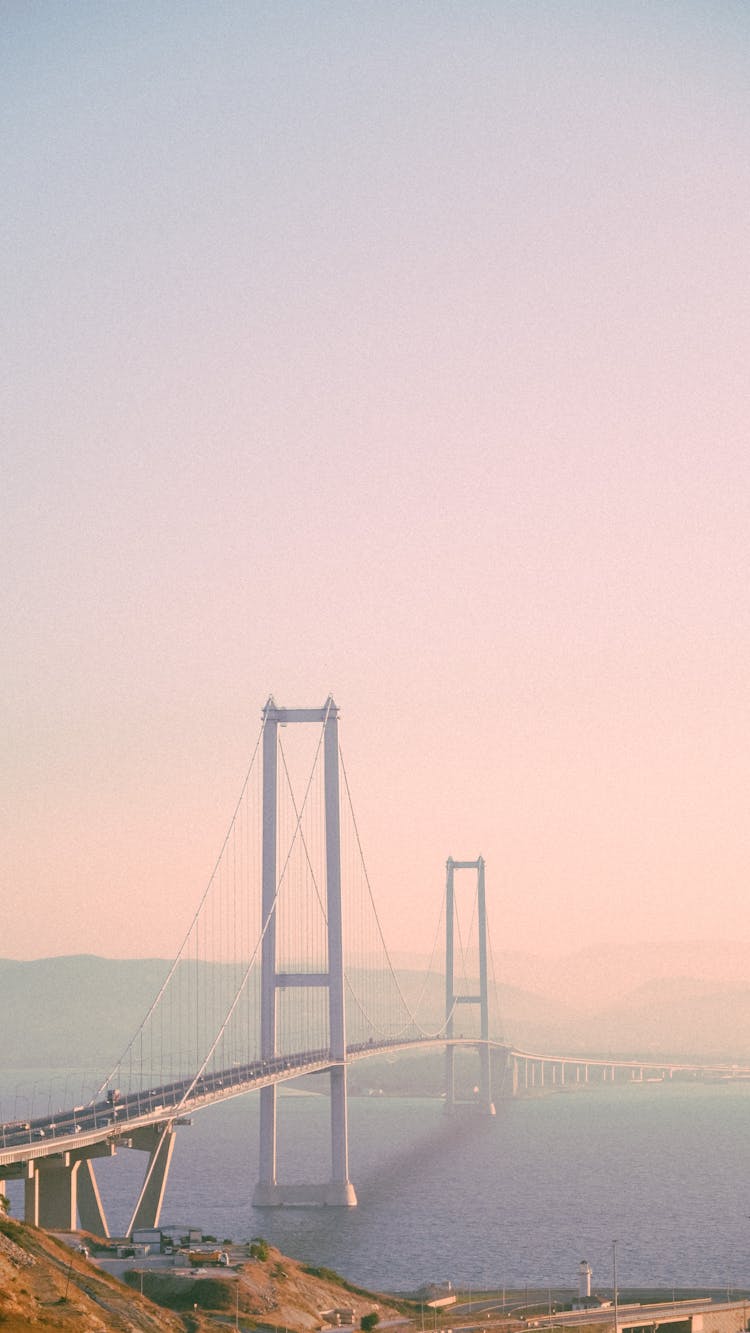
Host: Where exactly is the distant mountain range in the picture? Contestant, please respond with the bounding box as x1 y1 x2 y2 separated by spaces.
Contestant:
2 943 749 1074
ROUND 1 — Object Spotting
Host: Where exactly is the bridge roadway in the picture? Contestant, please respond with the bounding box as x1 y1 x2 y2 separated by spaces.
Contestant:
3 1036 750 1167
0 1036 504 1161
4 1039 750 1236
0 1035 504 1235
453 1298 750 1333
506 1048 750 1095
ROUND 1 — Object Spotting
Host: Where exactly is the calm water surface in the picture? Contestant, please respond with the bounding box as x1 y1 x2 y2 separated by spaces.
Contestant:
5 1081 750 1290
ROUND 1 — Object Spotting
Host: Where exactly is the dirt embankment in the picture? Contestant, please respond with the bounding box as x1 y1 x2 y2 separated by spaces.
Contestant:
0 1214 197 1331
123 1243 403 1329
0 1217 405 1333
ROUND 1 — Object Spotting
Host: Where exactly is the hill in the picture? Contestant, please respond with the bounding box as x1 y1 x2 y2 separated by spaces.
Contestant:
3 946 750 1083
0 1211 190 1331
0 955 173 1069
0 1213 403 1333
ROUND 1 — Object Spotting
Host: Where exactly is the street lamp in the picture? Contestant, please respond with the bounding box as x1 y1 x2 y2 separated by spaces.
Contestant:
47 1073 71 1118
612 1241 619 1333
29 1079 43 1123
13 1080 28 1121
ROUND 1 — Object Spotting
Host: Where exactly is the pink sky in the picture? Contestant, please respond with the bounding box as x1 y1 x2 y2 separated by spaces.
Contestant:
3 2 750 961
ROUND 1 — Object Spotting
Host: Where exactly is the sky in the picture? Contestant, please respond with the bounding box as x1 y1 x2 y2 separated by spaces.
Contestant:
3 1 750 964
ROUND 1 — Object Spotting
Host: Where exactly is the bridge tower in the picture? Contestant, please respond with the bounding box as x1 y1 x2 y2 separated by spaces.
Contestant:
445 856 495 1115
252 697 357 1206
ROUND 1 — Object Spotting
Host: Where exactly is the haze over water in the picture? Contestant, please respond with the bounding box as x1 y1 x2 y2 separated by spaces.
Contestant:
130 1085 750 1290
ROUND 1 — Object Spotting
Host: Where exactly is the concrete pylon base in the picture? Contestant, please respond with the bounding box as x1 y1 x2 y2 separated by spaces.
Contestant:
323 1181 358 1206
443 1099 496 1117
34 1156 79 1230
252 1180 358 1207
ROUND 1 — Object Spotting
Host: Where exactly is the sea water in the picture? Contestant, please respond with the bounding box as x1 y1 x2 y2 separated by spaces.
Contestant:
5 1080 750 1291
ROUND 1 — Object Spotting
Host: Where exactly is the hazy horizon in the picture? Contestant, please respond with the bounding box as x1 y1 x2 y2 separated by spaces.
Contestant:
4 3 750 967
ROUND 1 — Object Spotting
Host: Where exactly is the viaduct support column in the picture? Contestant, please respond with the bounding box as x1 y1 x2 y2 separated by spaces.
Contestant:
31 1155 80 1231
24 1163 39 1226
77 1159 109 1237
127 1125 176 1234
15 1143 114 1234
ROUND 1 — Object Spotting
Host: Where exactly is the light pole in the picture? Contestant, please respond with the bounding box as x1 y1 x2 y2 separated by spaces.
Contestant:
47 1076 60 1118
29 1079 43 1125
13 1080 28 1122
612 1241 619 1333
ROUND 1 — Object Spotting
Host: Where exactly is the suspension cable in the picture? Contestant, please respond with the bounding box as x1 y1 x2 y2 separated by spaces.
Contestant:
174 704 331 1110
339 745 459 1040
93 715 267 1100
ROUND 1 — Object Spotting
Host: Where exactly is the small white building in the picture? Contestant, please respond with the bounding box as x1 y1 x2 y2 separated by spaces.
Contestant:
579 1261 592 1300
573 1261 607 1310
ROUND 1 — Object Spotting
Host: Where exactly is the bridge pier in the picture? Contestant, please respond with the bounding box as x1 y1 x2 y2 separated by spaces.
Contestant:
23 1155 83 1231
77 1158 109 1237
9 1121 186 1236
10 1142 115 1233
127 1124 176 1234
255 1084 278 1203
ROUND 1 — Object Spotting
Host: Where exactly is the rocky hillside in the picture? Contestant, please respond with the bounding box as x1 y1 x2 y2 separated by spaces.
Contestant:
125 1242 403 1328
0 1213 191 1331
0 1215 403 1333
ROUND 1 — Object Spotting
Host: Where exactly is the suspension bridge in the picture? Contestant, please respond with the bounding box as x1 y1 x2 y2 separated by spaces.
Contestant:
2 698 749 1237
